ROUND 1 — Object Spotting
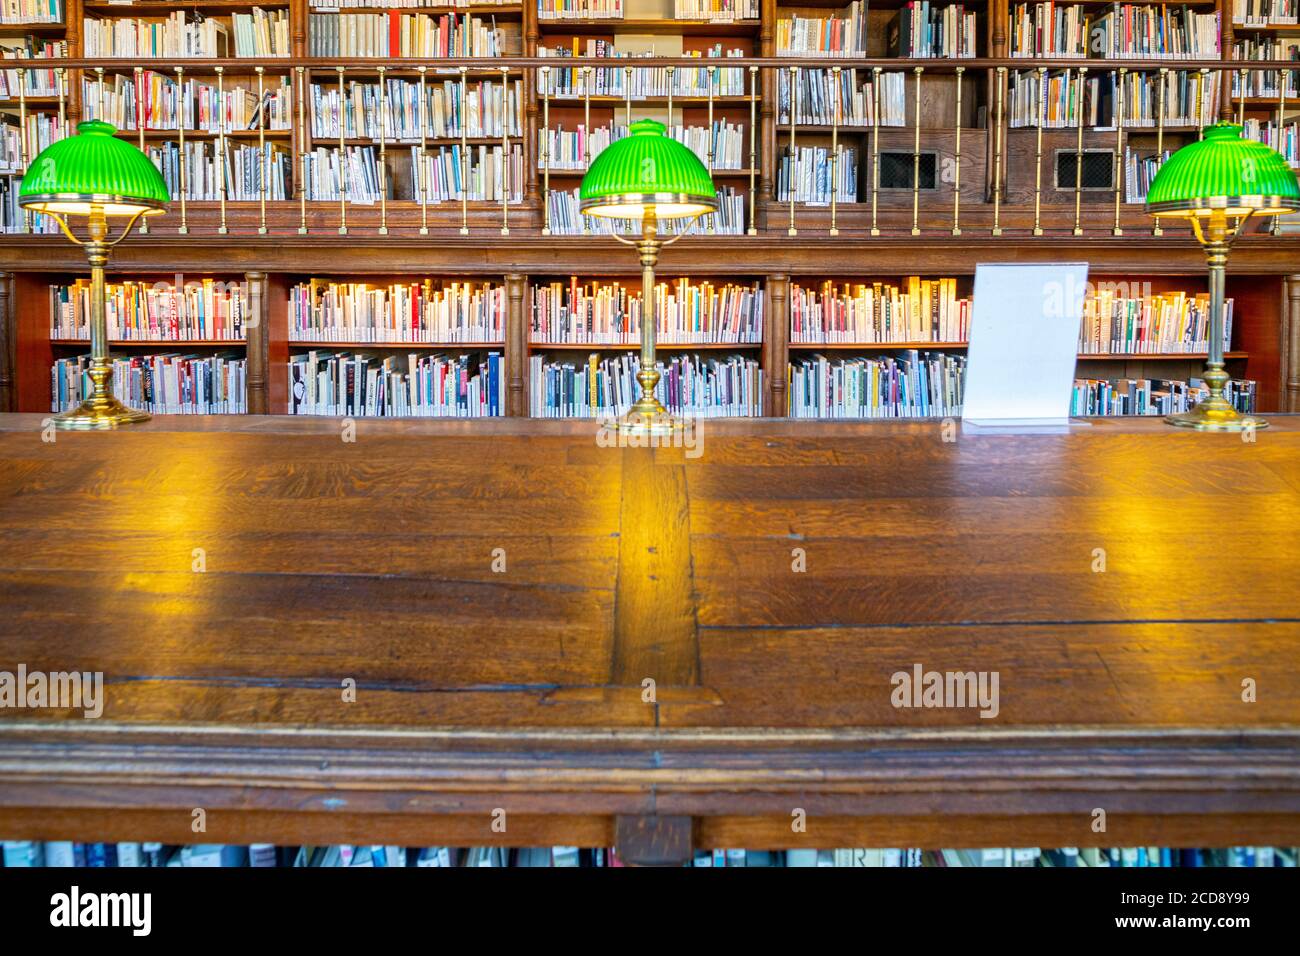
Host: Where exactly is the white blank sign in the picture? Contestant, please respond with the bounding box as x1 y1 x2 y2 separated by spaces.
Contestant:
962 262 1089 426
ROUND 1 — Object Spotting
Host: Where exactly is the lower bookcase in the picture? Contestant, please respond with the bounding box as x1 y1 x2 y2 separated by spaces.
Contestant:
2 268 1297 418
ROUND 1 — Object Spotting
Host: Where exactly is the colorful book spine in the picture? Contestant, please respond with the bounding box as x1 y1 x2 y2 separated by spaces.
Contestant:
290 279 506 343
530 352 762 417
531 277 763 345
288 350 503 417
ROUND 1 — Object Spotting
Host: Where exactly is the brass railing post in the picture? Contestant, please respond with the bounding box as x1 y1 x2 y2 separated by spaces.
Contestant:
216 66 228 235
378 65 388 235
1153 66 1166 236
788 65 798 236
418 65 428 235
257 66 268 234
500 65 510 236
952 65 963 236
1033 66 1046 237
337 66 347 235
135 65 149 235
541 64 551 236
1073 66 1087 237
177 66 189 234
459 65 469 235
583 65 592 236
1274 68 1290 236
1113 68 1125 236
748 64 757 236
911 66 922 236
992 66 1005 236
830 65 840 237
871 66 881 236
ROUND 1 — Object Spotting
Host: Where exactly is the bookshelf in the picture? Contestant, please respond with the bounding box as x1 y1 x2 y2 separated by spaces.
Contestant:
0 0 1298 418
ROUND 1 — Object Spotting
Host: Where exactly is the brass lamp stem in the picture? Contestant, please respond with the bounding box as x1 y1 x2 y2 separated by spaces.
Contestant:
55 206 151 429
622 208 674 432
1165 212 1267 431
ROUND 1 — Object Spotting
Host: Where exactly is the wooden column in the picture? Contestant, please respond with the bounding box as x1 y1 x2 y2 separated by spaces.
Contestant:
1219 0 1235 121
764 273 789 416
523 5 539 203
244 272 269 415
0 272 12 413
1287 275 1300 412
289 0 307 57
615 815 694 867
505 273 527 416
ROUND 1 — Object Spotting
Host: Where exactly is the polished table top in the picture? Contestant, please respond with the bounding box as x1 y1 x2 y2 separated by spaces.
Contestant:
0 414 1297 849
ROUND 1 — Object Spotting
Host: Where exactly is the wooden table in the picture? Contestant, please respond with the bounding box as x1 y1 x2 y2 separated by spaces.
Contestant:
1 415 1298 861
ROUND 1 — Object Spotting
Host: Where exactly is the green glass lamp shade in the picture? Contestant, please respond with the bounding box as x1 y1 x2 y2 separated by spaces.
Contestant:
19 120 169 217
1145 122 1300 219
579 119 717 219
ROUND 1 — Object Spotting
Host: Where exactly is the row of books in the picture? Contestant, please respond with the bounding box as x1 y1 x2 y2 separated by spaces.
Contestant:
309 78 523 140
777 68 907 127
1124 146 1170 202
82 11 290 59
777 145 858 205
1231 0 1298 25
545 185 745 235
4 842 1296 868
412 143 524 203
790 278 972 345
536 0 623 18
776 3 870 58
50 279 249 341
674 0 760 19
0 113 66 173
789 351 966 418
530 277 763 345
1072 376 1257 416
538 43 746 99
888 3 978 59
310 0 517 6
1008 68 1219 128
300 143 524 203
289 279 506 343
1010 3 1222 59
83 73 291 133
0 0 60 25
148 140 290 202
538 121 748 171
539 0 759 19
52 353 247 415
306 12 506 57
1243 117 1299 167
530 352 762 417
1079 291 1232 354
289 349 504 417
1230 38 1300 98
0 177 58 233
0 39 65 100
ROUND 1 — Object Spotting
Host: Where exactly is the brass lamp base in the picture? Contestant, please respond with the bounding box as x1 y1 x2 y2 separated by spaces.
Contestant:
53 398 151 430
1165 401 1267 432
616 396 684 436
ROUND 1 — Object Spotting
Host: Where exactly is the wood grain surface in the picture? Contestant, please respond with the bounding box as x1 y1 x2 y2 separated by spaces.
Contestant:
1 414 1298 850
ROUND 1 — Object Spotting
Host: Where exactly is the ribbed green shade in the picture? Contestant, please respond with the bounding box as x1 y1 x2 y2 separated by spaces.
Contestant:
19 120 169 217
1146 123 1300 218
579 119 717 219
